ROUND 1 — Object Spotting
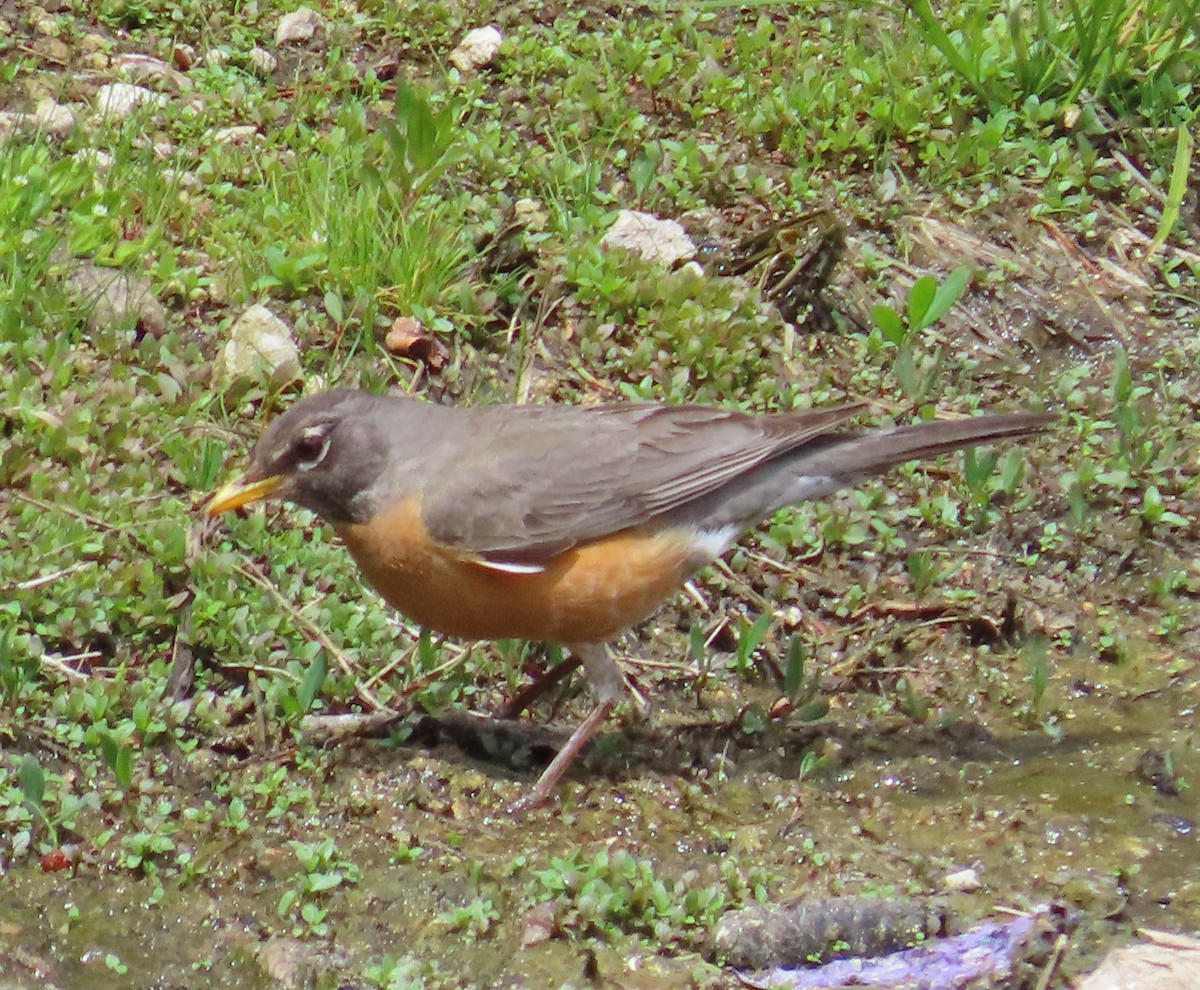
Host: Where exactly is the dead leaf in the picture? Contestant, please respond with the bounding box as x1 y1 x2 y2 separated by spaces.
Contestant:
384 316 448 370
519 904 557 948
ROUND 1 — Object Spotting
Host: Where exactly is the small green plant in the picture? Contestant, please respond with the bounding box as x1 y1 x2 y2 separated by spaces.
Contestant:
689 622 712 699
898 677 929 722
1061 455 1098 526
629 140 663 205
280 654 328 723
438 897 500 937
796 748 830 783
279 837 363 936
733 613 773 676
1139 485 1187 529
16 754 53 845
871 267 968 401
782 635 826 720
528 848 725 939
119 814 178 876
1024 634 1052 723
907 0 1199 126
0 625 39 705
738 704 771 735
221 796 249 834
962 446 1000 502
391 832 426 865
1110 347 1159 478
1145 127 1194 264
254 243 328 297
369 84 465 211
98 731 134 791
365 954 439 990
1148 570 1187 605
905 551 938 597
960 446 1030 525
795 834 830 870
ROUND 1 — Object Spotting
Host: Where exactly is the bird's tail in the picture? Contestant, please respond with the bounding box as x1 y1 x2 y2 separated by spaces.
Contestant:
814 411 1055 479
671 409 1054 541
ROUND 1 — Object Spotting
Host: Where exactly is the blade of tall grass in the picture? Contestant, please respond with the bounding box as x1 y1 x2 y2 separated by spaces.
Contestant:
906 0 997 105
1144 125 1194 266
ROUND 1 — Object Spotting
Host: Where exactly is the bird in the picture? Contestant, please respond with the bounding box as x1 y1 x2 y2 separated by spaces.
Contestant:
204 388 1052 809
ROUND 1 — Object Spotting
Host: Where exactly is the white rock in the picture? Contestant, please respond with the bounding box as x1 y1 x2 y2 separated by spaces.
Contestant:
248 47 278 75
600 210 696 267
220 305 301 383
276 7 321 45
35 99 76 137
943 867 982 892
94 83 165 120
115 53 192 91
209 125 260 145
0 111 39 138
0 101 76 140
161 167 202 191
65 263 166 339
449 25 502 72
31 11 57 35
513 197 548 231
74 148 115 171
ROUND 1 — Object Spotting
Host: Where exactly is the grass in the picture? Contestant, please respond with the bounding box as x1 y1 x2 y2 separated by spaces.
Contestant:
2 0 1199 986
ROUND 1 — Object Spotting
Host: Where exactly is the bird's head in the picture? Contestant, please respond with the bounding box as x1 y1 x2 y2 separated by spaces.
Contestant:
205 389 393 524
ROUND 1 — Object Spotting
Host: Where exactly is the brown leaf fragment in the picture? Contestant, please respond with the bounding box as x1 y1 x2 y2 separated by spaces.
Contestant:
384 316 448 369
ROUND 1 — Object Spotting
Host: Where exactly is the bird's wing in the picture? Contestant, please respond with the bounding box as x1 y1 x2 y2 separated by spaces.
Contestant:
416 402 864 563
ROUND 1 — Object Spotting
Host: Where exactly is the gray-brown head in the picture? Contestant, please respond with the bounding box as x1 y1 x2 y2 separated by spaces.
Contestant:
205 389 400 524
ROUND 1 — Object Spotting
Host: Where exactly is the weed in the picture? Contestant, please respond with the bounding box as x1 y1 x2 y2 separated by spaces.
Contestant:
796 748 829 784
279 837 363 936
438 897 500 937
1023 634 1052 723
906 551 938 597
97 731 134 791
733 612 772 677
365 955 441 990
907 0 1199 127
528 848 726 940
783 635 827 720
16 754 51 844
871 267 969 401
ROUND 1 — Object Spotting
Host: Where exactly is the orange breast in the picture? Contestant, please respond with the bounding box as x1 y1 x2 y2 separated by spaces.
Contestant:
335 495 694 644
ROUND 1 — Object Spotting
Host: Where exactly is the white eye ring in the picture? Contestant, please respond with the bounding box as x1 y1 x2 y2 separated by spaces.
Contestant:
296 427 332 470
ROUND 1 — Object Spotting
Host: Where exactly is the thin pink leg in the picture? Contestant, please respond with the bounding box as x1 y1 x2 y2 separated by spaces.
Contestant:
511 698 615 814
509 642 625 813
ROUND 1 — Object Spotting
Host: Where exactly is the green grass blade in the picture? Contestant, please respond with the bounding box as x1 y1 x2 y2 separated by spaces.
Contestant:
1145 125 1194 265
906 0 991 104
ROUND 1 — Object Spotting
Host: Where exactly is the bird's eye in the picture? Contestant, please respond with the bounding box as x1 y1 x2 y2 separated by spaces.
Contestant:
293 427 331 469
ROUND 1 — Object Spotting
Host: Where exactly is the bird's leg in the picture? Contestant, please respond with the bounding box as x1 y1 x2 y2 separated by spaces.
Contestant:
510 643 623 813
496 651 583 719
513 698 614 814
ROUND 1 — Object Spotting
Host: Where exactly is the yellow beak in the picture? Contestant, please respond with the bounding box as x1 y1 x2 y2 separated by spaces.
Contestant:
205 475 285 514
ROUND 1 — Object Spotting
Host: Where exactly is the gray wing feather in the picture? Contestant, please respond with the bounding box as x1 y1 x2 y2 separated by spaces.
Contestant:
418 402 864 561
411 401 1051 563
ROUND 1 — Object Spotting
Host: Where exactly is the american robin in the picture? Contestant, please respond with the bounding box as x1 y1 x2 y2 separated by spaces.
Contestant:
205 389 1051 808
